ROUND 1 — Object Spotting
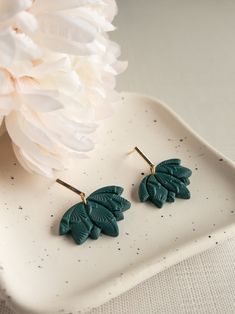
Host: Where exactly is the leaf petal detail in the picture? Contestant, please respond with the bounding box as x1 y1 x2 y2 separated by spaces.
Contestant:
87 201 119 237
156 172 191 199
89 185 124 197
59 185 130 244
70 221 90 245
157 159 181 167
147 175 168 208
138 159 192 208
89 225 101 240
138 176 150 202
59 202 93 238
59 204 76 235
88 193 131 213
167 191 176 202
156 162 192 182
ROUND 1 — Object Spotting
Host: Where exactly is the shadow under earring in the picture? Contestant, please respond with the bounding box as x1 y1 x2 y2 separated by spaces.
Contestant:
129 147 192 208
56 179 131 245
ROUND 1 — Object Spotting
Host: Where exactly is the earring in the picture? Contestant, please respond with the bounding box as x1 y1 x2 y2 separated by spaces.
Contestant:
56 179 131 245
129 147 192 208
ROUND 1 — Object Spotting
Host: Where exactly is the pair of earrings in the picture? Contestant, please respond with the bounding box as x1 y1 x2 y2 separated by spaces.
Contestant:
57 147 192 245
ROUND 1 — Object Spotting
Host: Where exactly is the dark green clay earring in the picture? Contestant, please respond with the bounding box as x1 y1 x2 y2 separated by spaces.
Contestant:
130 147 192 208
56 179 131 245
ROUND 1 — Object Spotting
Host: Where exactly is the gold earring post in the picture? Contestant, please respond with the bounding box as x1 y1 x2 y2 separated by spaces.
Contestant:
56 178 87 204
129 146 155 174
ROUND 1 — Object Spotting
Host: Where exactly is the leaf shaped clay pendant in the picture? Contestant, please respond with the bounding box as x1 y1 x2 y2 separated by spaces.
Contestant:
139 159 192 208
59 186 131 245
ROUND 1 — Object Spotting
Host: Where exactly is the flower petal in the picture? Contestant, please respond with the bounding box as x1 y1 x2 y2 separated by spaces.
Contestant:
16 107 55 150
0 69 15 94
0 95 15 116
38 13 97 44
33 33 97 55
6 112 65 171
0 0 32 21
13 30 42 61
23 94 63 112
0 30 15 67
40 112 95 152
12 144 54 177
15 11 38 33
75 7 115 32
31 0 103 13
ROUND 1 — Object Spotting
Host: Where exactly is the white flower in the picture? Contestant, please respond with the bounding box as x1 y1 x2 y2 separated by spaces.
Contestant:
0 0 126 177
0 0 119 63
1 54 97 177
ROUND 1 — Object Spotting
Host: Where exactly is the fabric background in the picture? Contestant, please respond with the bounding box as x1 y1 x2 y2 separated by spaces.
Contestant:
1 1 235 313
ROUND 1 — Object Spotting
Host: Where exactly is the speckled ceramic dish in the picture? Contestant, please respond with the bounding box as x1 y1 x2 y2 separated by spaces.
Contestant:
0 93 235 314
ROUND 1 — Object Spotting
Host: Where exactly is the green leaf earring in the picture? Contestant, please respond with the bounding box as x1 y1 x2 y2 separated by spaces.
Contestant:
129 147 192 208
56 179 131 245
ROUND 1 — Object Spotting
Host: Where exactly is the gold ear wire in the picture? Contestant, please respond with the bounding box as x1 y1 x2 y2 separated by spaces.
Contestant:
56 178 87 204
128 146 155 174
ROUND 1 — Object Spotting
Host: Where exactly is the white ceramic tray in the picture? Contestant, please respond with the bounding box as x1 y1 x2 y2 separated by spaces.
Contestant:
0 93 235 314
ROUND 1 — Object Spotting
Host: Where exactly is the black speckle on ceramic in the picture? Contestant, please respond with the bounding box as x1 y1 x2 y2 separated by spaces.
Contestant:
0 93 234 314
